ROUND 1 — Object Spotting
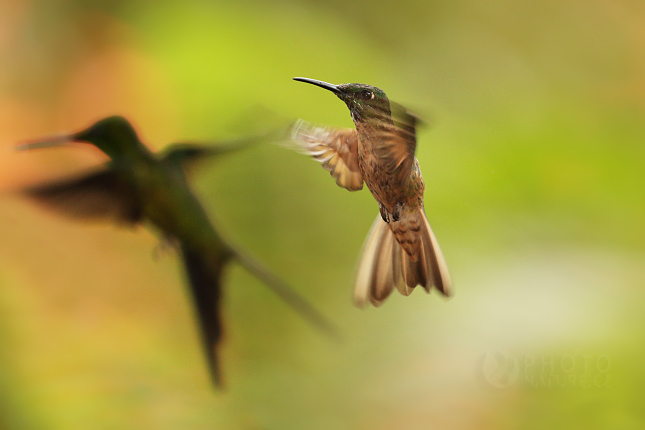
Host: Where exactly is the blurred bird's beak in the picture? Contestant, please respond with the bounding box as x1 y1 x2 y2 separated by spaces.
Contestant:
16 134 74 151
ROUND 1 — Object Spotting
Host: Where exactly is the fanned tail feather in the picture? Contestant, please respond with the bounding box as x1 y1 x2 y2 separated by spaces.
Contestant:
354 209 452 307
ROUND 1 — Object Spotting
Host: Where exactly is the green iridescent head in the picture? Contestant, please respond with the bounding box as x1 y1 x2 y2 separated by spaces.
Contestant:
18 116 142 160
294 77 392 123
71 116 141 159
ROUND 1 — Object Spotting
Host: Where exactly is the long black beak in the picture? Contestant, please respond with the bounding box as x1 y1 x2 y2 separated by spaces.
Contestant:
293 77 341 94
16 134 74 151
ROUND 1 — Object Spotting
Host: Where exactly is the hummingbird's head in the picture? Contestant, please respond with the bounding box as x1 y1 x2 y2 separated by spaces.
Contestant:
294 77 392 124
72 116 140 159
18 116 142 160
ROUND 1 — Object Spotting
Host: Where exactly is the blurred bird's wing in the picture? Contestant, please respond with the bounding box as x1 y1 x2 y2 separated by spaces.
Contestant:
162 129 288 172
162 141 254 170
373 101 421 185
180 241 230 387
22 168 142 224
291 120 363 191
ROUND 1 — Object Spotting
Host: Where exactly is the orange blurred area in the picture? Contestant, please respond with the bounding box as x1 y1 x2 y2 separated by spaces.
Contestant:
0 7 178 191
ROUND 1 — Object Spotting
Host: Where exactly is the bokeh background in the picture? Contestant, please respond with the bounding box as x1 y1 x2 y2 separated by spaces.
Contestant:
1 0 644 428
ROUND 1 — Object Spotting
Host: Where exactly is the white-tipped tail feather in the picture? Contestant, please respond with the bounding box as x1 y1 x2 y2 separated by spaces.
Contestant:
354 209 452 307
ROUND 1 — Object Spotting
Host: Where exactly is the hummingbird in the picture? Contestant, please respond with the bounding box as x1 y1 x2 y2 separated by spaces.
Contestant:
17 115 338 386
292 77 452 307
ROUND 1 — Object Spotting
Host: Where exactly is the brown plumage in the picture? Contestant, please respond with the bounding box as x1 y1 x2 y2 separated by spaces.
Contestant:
292 78 452 307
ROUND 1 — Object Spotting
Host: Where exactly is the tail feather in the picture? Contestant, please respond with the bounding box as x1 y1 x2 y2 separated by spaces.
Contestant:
402 245 427 289
390 236 405 295
372 224 398 302
419 210 452 295
354 216 397 307
354 209 452 307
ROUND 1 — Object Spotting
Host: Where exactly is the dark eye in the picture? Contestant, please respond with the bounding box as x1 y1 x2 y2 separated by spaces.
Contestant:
360 90 373 100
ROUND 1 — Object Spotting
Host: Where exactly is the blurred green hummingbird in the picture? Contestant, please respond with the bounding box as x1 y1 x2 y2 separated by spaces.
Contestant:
17 115 337 386
292 77 452 307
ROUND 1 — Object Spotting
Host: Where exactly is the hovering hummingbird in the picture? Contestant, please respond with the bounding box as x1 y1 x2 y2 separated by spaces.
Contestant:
17 116 337 386
292 78 452 307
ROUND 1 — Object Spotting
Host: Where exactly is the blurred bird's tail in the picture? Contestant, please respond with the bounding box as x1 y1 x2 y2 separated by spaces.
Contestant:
180 242 228 387
354 208 452 307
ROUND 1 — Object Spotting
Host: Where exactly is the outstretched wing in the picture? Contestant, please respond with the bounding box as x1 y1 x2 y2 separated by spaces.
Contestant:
291 120 363 191
161 132 277 171
22 168 142 225
372 101 421 186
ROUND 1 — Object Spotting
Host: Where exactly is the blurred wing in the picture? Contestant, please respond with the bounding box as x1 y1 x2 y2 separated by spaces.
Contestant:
373 101 420 185
180 242 229 387
291 120 363 191
162 129 287 171
163 140 257 170
23 168 142 224
162 143 229 168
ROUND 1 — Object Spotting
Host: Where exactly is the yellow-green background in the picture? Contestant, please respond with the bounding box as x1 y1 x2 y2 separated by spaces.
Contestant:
1 0 644 428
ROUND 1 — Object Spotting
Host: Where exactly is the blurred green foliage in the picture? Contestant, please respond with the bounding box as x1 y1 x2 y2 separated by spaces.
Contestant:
1 0 644 428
